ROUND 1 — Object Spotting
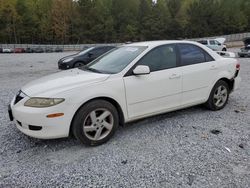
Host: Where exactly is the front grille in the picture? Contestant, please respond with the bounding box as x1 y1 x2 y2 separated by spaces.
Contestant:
14 95 24 105
14 91 26 105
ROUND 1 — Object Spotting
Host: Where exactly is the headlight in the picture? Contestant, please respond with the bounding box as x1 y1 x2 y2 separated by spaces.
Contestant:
63 58 74 63
24 98 65 108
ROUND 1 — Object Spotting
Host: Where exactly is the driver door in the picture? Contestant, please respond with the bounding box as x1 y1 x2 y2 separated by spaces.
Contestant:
123 44 182 120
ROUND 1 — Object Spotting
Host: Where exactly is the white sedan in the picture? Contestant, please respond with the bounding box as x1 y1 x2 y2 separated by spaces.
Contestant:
9 41 241 146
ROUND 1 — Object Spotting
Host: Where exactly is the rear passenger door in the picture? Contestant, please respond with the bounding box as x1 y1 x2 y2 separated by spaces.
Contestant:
178 43 218 105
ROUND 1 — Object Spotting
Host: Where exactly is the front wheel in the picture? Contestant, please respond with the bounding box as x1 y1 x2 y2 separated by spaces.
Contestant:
72 100 119 146
74 62 85 68
206 80 229 111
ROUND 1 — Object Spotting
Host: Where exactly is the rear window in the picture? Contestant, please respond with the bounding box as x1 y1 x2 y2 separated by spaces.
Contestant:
178 44 214 65
198 40 208 45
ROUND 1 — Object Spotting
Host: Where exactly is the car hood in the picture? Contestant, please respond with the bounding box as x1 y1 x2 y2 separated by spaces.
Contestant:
59 54 79 61
215 38 226 44
21 69 110 97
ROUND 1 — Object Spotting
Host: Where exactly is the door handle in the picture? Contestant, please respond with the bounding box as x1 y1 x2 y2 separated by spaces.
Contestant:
210 65 218 70
169 74 181 79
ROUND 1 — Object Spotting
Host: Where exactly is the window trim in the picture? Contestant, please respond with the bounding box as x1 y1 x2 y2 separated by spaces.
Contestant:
176 43 215 67
197 40 208 45
124 44 180 77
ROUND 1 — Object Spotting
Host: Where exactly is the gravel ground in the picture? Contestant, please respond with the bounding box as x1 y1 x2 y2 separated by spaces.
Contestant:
0 50 249 188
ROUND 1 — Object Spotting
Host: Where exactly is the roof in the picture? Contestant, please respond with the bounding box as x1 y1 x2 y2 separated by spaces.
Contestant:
124 40 199 48
124 40 222 60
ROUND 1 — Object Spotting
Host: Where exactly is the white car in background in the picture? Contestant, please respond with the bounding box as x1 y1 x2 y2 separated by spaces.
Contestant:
198 38 227 51
9 41 241 146
2 48 13 53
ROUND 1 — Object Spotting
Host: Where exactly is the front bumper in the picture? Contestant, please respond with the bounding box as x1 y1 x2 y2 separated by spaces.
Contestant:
58 60 73 70
9 96 73 139
58 63 71 70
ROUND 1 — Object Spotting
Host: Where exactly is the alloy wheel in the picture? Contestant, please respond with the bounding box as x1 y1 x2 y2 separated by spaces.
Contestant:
83 108 114 141
213 85 228 108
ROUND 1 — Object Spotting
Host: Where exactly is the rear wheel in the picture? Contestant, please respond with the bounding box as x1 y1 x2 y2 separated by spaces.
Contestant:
72 100 119 146
222 48 227 51
206 80 229 111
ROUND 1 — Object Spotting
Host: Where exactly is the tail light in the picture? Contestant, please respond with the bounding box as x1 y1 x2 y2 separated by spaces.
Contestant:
234 60 240 78
236 63 240 70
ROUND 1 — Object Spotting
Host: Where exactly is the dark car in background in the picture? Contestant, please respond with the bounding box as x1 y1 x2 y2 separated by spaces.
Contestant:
55 47 63 52
33 47 44 53
0 48 2 53
25 48 34 53
45 47 54 53
58 46 116 70
238 38 250 57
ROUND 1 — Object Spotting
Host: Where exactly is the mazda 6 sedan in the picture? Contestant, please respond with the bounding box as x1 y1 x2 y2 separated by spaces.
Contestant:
9 41 241 146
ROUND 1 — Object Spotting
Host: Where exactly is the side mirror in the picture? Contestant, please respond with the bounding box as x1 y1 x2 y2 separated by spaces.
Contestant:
218 43 222 46
133 65 150 75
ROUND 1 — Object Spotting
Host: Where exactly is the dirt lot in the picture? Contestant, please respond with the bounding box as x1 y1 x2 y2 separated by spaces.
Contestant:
0 50 249 187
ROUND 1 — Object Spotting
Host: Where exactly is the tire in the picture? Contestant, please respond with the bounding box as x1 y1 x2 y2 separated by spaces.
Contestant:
74 62 85 68
72 100 119 146
205 80 229 111
222 48 227 51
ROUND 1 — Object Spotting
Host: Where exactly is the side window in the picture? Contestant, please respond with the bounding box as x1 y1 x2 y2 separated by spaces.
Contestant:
205 53 214 62
102 47 113 53
178 44 206 66
89 48 105 57
137 44 177 72
215 40 221 45
209 40 216 45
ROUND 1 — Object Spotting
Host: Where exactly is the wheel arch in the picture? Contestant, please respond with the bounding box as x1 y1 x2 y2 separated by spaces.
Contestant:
219 77 234 93
69 96 125 137
206 77 234 102
73 61 86 68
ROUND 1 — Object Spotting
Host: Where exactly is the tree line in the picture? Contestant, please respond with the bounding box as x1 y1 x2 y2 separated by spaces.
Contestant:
0 0 249 44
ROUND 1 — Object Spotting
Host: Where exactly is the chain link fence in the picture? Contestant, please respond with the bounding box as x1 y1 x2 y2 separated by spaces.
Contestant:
193 32 250 42
0 43 120 51
1 32 249 51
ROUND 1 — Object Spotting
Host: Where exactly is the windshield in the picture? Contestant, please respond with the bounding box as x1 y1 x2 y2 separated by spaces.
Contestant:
81 46 147 74
78 47 95 55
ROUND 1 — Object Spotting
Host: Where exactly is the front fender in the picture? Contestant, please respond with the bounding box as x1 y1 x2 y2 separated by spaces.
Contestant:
54 78 128 127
